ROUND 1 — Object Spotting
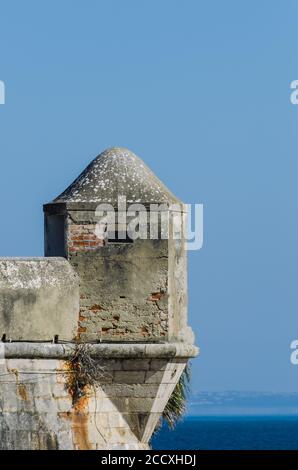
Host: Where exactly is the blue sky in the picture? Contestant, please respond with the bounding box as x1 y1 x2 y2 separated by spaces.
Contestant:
0 1 298 392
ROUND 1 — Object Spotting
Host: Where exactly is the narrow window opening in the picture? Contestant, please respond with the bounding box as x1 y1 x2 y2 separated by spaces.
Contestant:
108 231 134 244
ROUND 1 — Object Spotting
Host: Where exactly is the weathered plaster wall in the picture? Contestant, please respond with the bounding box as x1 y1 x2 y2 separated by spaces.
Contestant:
0 258 79 341
68 219 169 342
168 210 194 344
0 343 198 450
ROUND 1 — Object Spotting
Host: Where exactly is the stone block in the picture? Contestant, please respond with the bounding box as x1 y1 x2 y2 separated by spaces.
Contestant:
126 398 156 413
114 371 146 384
100 384 160 399
122 359 150 371
150 359 169 371
145 370 165 384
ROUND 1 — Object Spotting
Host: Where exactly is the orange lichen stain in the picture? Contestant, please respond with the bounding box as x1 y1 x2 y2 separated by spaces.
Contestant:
17 384 28 401
73 393 89 412
58 411 72 419
59 393 93 450
71 393 93 450
78 326 87 333
72 413 92 449
57 360 72 384
63 358 93 450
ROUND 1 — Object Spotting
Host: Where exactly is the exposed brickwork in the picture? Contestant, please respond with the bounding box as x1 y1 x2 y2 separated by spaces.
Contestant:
68 224 105 253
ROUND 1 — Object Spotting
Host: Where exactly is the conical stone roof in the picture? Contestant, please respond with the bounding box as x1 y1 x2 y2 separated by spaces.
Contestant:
54 147 180 205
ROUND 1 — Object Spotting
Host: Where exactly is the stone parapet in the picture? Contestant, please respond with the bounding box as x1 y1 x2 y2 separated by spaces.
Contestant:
0 258 79 342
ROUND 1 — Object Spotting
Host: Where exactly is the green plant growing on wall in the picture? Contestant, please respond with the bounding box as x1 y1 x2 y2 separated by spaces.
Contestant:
162 363 191 429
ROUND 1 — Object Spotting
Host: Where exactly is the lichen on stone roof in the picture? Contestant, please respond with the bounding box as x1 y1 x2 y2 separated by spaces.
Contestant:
54 147 180 205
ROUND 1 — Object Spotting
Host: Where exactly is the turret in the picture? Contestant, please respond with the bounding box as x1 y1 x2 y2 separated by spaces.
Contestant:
44 147 194 344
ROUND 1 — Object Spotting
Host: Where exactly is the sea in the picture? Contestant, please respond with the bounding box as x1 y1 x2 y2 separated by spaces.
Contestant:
151 416 298 450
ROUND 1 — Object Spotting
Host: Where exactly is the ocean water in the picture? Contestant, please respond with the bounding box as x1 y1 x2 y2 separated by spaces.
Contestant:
151 416 298 450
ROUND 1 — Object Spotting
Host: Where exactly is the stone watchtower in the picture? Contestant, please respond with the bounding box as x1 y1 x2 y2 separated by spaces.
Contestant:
0 147 198 450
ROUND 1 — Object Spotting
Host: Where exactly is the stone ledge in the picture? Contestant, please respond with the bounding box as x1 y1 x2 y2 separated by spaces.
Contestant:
44 202 188 214
1 342 199 359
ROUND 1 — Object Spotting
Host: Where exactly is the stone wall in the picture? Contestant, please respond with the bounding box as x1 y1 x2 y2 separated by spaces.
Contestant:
69 239 169 342
0 343 198 450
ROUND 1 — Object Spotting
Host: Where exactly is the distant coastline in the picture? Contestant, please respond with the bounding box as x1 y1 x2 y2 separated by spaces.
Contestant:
187 391 298 416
